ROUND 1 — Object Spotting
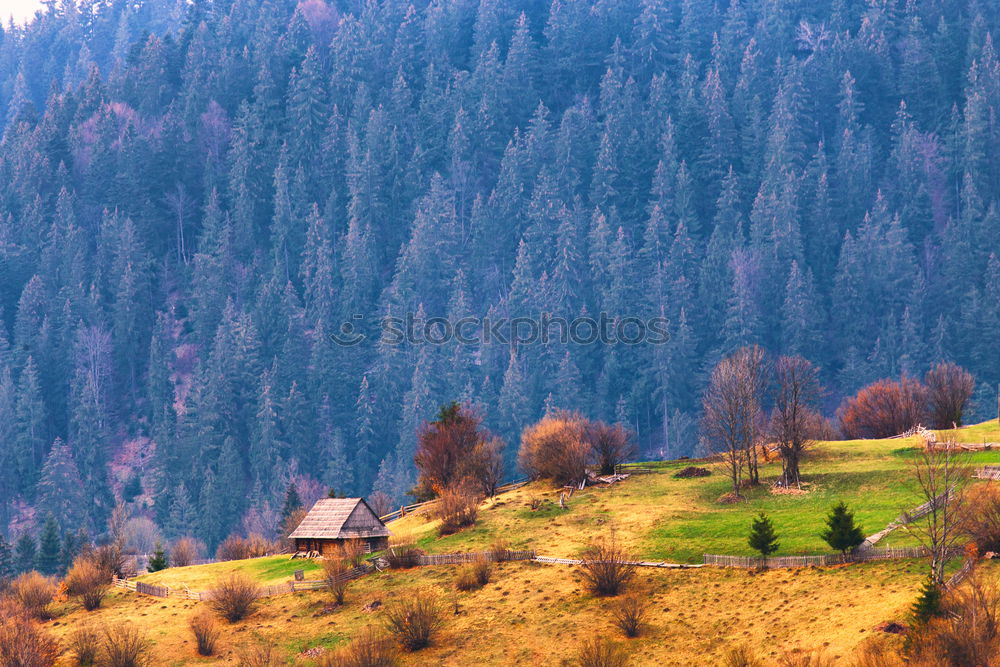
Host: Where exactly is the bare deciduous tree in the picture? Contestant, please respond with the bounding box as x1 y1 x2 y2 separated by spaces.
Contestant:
925 362 976 429
702 346 768 496
905 440 970 585
770 356 822 488
585 421 636 475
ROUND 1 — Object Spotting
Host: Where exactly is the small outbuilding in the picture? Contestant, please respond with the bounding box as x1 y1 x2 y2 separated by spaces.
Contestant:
289 497 391 556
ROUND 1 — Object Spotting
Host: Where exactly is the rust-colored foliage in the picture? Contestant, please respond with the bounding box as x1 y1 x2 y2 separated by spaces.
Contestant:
0 600 60 667
413 402 504 499
6 572 57 620
434 485 481 536
838 376 927 439
64 556 112 611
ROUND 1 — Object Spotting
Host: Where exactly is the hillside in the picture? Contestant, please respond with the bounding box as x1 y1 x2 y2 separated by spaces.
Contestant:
44 423 1000 665
5 0 1000 547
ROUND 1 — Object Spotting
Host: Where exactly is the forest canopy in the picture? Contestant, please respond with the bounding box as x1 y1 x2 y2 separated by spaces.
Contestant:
0 0 998 548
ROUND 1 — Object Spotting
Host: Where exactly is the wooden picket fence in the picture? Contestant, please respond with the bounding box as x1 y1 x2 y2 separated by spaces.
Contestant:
416 550 535 565
703 545 960 569
975 465 1000 480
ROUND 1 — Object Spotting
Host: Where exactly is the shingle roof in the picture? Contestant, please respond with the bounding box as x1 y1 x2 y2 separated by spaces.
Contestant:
288 498 391 540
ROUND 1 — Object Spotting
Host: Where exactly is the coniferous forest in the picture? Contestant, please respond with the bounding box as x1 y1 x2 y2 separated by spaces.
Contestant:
1 0 1000 551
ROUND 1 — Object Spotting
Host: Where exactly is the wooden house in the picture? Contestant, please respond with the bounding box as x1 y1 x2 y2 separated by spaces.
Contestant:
288 497 391 556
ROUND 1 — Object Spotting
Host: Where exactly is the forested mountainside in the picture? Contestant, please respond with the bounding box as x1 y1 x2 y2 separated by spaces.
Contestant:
0 0 999 547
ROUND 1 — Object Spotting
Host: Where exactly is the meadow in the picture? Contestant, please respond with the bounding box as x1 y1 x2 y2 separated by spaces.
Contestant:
47 422 1000 665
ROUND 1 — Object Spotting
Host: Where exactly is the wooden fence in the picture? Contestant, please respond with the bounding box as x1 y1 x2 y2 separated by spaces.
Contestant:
703 546 936 569
379 479 531 523
415 550 535 565
976 465 1000 480
860 489 954 549
534 555 703 569
113 564 373 601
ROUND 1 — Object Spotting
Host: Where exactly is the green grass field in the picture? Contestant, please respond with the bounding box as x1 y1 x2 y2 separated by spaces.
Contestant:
389 421 1000 563
137 554 321 589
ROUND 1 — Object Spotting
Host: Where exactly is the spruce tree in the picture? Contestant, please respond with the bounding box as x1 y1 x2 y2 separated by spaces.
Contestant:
147 542 169 572
281 483 303 523
15 532 36 574
911 578 943 626
36 515 62 575
0 534 13 582
748 512 779 564
821 502 866 555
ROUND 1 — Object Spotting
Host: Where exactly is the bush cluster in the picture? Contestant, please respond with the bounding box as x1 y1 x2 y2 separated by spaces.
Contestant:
208 572 260 622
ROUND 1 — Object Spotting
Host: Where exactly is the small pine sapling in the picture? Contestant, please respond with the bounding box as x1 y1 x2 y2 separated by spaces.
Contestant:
147 542 169 572
821 502 866 555
748 512 779 566
911 578 943 626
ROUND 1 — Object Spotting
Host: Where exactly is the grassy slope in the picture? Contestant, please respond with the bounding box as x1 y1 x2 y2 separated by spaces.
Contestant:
138 555 321 590
52 557 962 666
390 421 1000 562
47 422 1000 665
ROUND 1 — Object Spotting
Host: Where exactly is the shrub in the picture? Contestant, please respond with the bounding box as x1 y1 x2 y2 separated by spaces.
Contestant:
337 540 366 568
383 592 443 651
908 572 1000 666
471 555 491 586
435 486 481 536
236 642 281 667
322 557 351 605
576 638 628 667
911 578 944 627
0 601 60 667
518 411 591 486
208 572 260 622
101 622 149 667
321 627 399 667
68 625 101 665
722 645 763 667
215 534 271 561
849 637 905 667
489 538 513 562
91 543 128 579
7 571 57 619
837 377 927 439
579 537 636 597
189 610 220 656
612 594 648 637
961 484 1000 553
64 556 112 610
454 568 480 592
777 651 835 667
169 537 204 567
146 542 168 572
384 540 421 569
925 362 975 429
455 556 491 591
586 421 636 475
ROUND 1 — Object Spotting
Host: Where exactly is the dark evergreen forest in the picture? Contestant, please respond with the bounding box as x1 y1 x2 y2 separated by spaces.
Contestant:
0 0 999 549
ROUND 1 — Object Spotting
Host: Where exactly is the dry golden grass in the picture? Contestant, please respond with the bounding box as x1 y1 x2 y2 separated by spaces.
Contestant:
46 424 1000 664
45 557 952 665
